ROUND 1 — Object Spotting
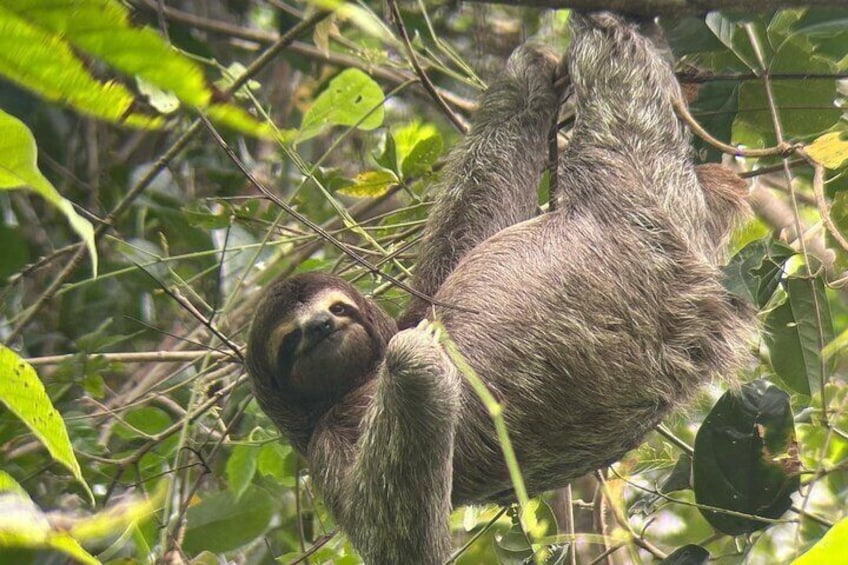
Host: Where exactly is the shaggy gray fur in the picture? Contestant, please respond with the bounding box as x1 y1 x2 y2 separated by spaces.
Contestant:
246 13 750 564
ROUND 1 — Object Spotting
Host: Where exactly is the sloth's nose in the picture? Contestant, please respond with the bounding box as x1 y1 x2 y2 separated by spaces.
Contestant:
305 313 334 340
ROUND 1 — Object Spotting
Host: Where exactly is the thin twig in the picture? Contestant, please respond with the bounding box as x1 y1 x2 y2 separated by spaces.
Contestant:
388 0 468 133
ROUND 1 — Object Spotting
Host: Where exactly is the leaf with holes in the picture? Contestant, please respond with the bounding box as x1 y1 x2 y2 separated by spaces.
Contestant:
693 380 800 535
0 346 93 503
299 68 384 142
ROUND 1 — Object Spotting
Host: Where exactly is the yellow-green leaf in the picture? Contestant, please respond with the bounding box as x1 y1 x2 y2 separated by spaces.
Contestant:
0 346 93 504
806 131 848 169
338 170 397 198
7 0 209 107
0 6 158 128
0 110 97 275
792 517 848 565
1 1 272 137
0 492 98 565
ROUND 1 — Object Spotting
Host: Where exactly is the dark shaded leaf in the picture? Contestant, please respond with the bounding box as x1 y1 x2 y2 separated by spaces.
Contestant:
693 380 800 535
658 544 710 565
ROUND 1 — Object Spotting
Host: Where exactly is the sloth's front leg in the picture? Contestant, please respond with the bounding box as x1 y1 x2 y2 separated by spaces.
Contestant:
341 321 460 565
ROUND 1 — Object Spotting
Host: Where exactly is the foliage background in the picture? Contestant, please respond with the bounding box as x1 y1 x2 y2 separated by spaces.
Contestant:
1 1 847 564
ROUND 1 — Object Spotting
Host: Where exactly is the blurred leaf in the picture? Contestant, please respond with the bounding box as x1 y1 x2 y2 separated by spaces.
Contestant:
693 380 800 535
338 170 397 198
183 201 234 230
0 109 97 275
0 472 160 561
0 492 98 565
493 522 532 564
0 346 92 503
299 69 385 141
806 131 848 169
226 444 259 501
114 407 172 440
764 276 833 397
182 486 274 555
0 224 29 279
792 517 848 565
658 545 710 565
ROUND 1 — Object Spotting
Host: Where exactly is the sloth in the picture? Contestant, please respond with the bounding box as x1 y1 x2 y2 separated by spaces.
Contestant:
246 12 750 564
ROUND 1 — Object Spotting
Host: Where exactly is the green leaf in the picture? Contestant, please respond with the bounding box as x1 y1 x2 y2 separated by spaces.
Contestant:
226 444 259 501
402 133 443 178
736 36 842 140
299 68 385 141
693 380 800 535
792 517 848 565
0 5 159 128
723 238 794 309
257 442 294 487
390 121 444 179
0 109 97 275
764 276 833 397
0 346 93 504
7 0 208 106
182 486 274 554
0 1 271 137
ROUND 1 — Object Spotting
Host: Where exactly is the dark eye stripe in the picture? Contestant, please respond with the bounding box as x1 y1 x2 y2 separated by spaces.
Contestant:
273 329 302 390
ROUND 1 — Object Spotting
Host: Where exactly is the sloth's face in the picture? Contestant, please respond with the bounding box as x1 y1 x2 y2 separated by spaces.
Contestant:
268 289 377 397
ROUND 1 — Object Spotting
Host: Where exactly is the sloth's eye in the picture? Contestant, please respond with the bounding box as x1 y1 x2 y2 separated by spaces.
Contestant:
329 302 349 316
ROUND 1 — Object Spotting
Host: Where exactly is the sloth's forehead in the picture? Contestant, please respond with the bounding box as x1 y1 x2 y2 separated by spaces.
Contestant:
295 288 356 313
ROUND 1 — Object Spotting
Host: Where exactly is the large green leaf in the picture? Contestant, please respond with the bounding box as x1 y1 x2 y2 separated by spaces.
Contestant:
0 346 93 503
225 444 259 501
7 0 208 107
764 276 833 397
693 380 800 535
0 110 97 275
299 68 385 141
0 1 271 137
0 6 158 128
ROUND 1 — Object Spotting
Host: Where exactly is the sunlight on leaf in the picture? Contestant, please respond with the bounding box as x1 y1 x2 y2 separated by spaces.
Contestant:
299 68 385 141
0 346 93 504
0 6 158 128
0 110 97 275
792 517 848 565
806 131 848 169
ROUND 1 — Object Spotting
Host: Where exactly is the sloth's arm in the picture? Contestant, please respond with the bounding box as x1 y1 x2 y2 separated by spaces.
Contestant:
341 322 460 565
562 14 746 259
400 46 561 327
